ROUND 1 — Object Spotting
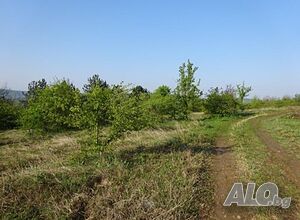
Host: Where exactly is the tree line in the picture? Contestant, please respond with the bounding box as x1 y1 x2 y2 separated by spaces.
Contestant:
1 60 259 143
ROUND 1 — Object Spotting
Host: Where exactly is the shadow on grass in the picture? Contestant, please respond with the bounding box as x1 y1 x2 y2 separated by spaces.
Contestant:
237 111 256 117
118 138 233 168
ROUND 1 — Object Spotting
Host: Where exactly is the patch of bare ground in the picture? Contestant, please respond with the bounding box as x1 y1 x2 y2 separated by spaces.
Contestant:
212 136 253 219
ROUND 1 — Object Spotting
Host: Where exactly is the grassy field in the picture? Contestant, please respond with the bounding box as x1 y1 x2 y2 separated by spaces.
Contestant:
0 114 236 219
1 108 300 219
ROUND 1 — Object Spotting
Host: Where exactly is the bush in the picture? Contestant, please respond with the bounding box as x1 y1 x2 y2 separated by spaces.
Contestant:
81 86 112 144
295 94 300 103
204 87 239 116
109 86 153 139
247 96 300 109
21 80 81 132
144 94 176 120
144 86 176 120
0 99 21 130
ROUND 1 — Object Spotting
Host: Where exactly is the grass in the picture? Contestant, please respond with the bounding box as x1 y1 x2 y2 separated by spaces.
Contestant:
231 114 300 219
3 110 299 219
262 111 300 160
0 114 235 219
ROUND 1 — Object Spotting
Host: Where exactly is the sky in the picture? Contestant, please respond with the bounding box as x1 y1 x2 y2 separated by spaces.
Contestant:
1 0 300 98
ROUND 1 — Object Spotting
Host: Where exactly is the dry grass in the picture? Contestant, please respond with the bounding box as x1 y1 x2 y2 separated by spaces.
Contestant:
0 114 224 219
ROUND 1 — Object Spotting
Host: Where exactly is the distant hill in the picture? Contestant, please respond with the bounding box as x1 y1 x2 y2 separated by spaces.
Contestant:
0 89 27 101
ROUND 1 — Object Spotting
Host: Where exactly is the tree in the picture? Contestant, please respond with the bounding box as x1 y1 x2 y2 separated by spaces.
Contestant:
131 85 149 97
0 99 20 130
83 74 108 92
26 79 47 100
237 82 252 104
224 84 237 96
81 86 111 144
154 85 171 96
21 80 81 131
175 60 201 117
144 86 177 120
204 87 239 116
109 85 151 139
0 85 21 130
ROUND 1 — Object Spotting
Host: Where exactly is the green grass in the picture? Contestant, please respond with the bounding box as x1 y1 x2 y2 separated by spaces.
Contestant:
231 116 300 219
262 113 300 160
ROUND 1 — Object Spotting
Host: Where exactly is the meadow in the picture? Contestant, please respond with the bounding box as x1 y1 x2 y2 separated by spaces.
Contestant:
1 61 300 219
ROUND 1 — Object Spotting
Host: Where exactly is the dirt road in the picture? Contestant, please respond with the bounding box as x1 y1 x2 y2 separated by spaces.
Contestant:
250 116 300 188
213 136 252 219
212 112 300 219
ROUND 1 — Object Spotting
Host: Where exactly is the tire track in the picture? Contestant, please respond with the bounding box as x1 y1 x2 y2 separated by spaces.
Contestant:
212 136 253 219
250 116 300 188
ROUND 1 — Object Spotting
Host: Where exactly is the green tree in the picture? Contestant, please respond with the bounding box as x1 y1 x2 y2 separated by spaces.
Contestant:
83 74 108 92
237 82 252 104
131 85 149 97
204 87 239 116
21 80 81 131
81 86 111 144
109 85 151 139
0 98 20 130
26 79 47 100
144 86 177 120
155 85 171 96
175 60 201 117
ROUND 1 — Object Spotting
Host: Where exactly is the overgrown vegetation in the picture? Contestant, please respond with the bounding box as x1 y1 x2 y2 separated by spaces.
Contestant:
0 98 21 130
2 60 300 219
203 87 239 116
0 113 233 219
14 61 204 143
247 95 300 109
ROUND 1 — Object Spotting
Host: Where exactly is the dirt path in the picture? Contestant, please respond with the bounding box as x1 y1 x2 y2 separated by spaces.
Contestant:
212 112 300 219
250 116 300 188
212 136 252 219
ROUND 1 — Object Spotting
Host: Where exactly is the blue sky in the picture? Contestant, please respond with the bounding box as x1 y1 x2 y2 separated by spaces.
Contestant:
1 0 300 97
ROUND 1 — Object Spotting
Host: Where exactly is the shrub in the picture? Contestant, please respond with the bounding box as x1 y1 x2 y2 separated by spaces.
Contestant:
109 86 152 139
0 98 20 130
81 86 112 144
204 87 239 116
295 94 300 103
247 96 300 109
144 86 176 120
21 80 81 132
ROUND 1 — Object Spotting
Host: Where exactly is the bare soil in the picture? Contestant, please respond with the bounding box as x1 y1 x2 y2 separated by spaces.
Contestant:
212 136 253 219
